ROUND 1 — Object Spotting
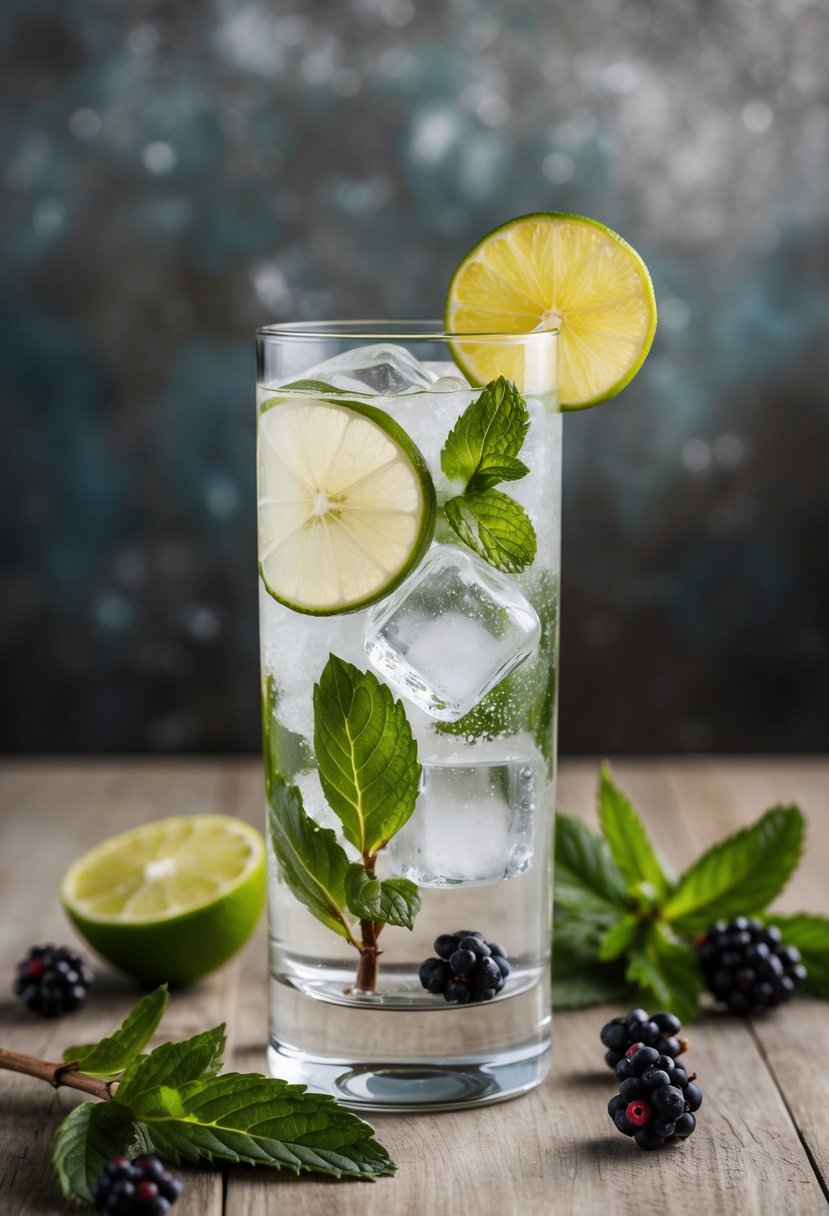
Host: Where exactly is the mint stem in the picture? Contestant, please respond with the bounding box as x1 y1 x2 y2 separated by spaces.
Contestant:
0 1046 112 1102
355 920 383 992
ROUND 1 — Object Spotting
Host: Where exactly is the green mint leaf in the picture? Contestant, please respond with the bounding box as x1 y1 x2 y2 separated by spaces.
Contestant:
344 865 421 929
554 812 631 916
444 489 537 573
131 1074 395 1180
626 927 702 1024
662 805 805 933
267 779 355 944
471 453 530 488
598 766 673 900
262 675 313 794
440 376 529 488
116 1025 226 1105
314 654 421 856
62 986 169 1079
598 913 642 962
552 934 632 1010
762 912 829 998
51 1100 141 1203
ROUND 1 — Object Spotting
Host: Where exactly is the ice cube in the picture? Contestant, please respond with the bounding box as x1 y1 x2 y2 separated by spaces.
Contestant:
388 747 537 886
303 343 437 396
364 544 540 721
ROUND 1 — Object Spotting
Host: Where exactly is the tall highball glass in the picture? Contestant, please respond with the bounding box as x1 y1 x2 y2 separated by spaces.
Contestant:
257 322 560 1110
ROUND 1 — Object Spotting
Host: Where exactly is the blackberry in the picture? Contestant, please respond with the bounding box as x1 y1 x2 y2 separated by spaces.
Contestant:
608 1044 702 1150
93 1155 181 1215
418 931 510 1004
696 917 808 1014
12 944 93 1017
599 1008 688 1070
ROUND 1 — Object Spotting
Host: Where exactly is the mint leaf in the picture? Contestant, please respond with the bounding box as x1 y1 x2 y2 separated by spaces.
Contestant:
598 766 673 900
762 912 829 998
63 986 169 1079
598 913 642 962
554 812 631 915
262 674 313 793
440 376 529 488
314 654 421 856
662 805 805 933
626 927 702 1024
552 934 631 1010
444 489 537 573
131 1074 395 1179
51 1100 141 1203
345 865 421 929
116 1025 226 1105
474 453 530 485
267 780 355 944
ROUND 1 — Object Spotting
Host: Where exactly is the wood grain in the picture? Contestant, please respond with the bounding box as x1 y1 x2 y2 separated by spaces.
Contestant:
1 759 827 1215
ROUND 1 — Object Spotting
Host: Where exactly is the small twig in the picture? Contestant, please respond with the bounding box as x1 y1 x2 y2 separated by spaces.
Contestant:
0 1046 112 1102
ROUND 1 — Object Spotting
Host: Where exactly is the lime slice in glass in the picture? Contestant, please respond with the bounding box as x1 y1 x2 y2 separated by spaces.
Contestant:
59 815 266 985
258 395 436 615
446 212 657 409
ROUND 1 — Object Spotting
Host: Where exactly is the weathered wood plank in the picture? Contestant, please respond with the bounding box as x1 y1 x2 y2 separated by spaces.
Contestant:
2 760 827 1215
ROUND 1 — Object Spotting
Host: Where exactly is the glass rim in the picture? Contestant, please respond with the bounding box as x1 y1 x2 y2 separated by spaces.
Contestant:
255 319 559 342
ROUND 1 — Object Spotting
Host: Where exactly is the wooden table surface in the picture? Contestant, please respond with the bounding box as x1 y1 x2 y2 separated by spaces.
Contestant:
0 758 827 1215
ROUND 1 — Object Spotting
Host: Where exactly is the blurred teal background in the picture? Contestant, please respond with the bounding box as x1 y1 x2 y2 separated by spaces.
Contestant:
2 0 828 754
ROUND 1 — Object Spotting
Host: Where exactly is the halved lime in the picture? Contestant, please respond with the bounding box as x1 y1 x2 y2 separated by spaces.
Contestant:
446 212 657 409
258 395 436 615
60 815 266 985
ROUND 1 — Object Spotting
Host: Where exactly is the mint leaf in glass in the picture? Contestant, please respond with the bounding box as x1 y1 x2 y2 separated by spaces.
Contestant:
444 489 537 574
267 779 356 944
130 1073 395 1180
116 1024 226 1105
598 765 674 900
314 654 421 858
62 985 169 1080
440 375 530 489
345 865 420 930
51 1100 142 1204
662 805 804 934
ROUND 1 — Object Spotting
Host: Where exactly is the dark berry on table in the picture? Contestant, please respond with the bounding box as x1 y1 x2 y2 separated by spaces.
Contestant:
12 944 93 1017
697 917 807 1013
608 1044 701 1149
93 1154 180 1213
600 1008 688 1070
651 1085 686 1122
419 931 509 1004
684 1082 703 1112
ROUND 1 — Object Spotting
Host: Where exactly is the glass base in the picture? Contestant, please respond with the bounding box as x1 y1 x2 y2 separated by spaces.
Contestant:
267 1038 550 1112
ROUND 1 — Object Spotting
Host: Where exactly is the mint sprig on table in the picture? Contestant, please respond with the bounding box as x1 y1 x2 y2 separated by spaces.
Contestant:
0 987 393 1205
269 653 421 991
554 765 829 1020
441 376 537 573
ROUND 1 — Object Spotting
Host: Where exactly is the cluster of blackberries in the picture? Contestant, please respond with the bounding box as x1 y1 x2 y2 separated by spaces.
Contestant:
419 931 510 1004
93 1155 181 1215
608 1044 702 1150
599 1007 687 1070
12 945 93 1017
697 918 807 1014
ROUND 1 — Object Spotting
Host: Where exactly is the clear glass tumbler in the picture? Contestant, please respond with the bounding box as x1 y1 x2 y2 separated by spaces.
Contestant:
257 321 560 1110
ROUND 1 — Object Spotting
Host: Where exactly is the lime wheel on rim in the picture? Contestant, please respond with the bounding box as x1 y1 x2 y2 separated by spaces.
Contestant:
446 212 657 409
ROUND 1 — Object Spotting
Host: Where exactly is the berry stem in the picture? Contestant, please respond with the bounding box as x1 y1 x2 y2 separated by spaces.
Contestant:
0 1046 112 1101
